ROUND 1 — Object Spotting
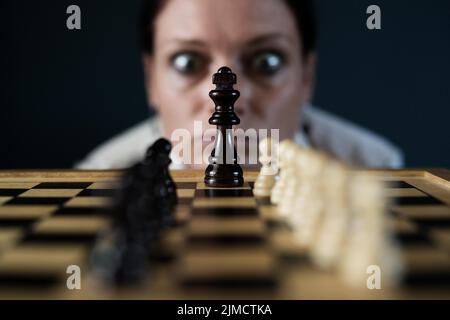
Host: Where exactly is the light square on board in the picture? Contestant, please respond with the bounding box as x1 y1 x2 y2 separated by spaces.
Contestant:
391 205 450 219
32 216 109 235
0 245 86 274
64 197 112 208
187 216 265 237
0 205 57 219
384 188 427 197
19 189 82 198
177 189 195 198
87 181 120 190
192 197 257 208
196 182 252 190
0 197 13 205
0 182 38 189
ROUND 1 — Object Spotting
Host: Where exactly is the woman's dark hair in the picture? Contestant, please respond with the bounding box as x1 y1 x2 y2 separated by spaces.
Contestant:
139 0 317 57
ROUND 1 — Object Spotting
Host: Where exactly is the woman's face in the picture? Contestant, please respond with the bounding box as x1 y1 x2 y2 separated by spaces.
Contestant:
144 0 316 150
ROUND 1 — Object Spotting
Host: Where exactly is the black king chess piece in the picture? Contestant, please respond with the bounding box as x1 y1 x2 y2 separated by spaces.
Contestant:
204 67 244 187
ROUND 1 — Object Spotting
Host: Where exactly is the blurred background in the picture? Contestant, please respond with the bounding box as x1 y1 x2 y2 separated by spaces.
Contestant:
0 0 449 169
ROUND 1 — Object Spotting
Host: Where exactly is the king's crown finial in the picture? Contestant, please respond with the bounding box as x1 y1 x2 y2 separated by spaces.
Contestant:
213 66 236 89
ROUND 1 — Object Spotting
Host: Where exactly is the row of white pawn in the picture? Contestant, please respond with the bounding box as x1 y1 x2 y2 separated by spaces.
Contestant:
254 139 403 287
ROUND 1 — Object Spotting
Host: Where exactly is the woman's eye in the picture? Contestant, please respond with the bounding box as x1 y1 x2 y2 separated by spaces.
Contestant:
250 51 284 76
171 52 205 75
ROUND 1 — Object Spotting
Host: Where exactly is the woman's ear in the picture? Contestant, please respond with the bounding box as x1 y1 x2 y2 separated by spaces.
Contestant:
302 52 317 105
142 54 160 112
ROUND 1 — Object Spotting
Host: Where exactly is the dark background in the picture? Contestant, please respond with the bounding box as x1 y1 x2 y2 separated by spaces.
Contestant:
1 0 449 169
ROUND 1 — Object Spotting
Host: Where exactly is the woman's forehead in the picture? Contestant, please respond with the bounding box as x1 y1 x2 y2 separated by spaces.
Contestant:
154 0 298 49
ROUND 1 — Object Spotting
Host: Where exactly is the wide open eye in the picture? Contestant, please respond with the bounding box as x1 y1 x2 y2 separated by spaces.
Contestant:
249 51 285 76
171 52 206 75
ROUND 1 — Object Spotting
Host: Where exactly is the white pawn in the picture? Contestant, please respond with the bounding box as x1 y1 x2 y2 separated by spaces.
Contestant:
277 143 301 216
338 174 403 287
270 140 296 205
254 138 277 197
311 160 350 269
290 151 327 248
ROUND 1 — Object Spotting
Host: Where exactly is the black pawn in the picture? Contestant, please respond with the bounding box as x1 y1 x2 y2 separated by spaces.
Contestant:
90 162 158 286
204 67 244 187
145 138 177 227
90 138 178 286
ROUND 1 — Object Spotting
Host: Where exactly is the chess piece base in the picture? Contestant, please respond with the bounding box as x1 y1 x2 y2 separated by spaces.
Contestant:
204 164 244 188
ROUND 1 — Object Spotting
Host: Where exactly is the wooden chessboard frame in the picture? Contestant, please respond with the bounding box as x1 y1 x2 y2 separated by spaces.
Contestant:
0 168 448 182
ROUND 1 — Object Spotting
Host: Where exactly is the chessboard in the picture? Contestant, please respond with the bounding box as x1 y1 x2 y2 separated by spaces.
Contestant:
0 169 449 299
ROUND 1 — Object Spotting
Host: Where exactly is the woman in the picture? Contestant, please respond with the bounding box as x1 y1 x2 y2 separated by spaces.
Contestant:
77 0 403 169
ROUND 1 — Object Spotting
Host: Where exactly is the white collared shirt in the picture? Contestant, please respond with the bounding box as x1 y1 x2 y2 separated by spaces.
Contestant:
76 104 403 169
